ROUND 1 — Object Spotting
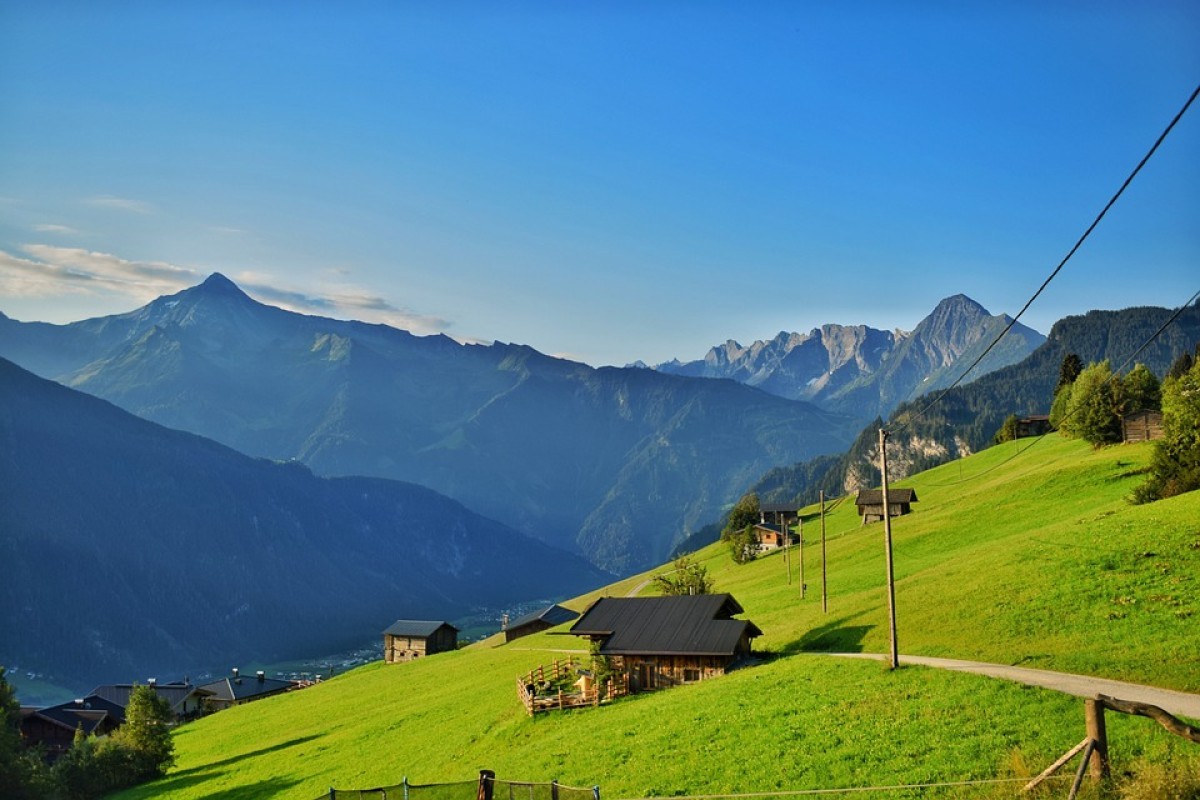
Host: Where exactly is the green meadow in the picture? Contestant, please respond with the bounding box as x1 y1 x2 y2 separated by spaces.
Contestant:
113 437 1200 799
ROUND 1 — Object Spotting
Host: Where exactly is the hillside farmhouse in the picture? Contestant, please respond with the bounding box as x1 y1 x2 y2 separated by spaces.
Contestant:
382 620 459 663
567 594 761 693
749 523 794 554
21 679 214 757
855 488 918 525
198 669 297 711
20 695 126 759
504 604 579 643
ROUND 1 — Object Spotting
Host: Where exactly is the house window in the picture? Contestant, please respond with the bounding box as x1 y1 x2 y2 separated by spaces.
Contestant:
683 668 700 683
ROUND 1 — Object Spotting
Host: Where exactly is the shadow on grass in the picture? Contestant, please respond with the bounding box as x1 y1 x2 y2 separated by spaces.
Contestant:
780 614 874 654
169 733 325 779
194 777 304 799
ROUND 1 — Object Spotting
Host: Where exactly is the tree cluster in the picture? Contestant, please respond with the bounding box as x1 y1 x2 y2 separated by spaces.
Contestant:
1050 357 1161 447
720 492 760 564
652 556 715 596
1132 348 1200 504
0 671 175 800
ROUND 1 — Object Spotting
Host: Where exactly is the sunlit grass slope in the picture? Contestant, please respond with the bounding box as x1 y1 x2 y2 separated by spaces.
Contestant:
113 437 1200 799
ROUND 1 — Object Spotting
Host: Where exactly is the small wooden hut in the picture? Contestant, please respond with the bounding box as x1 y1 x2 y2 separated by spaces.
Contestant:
855 488 918 525
1121 410 1163 443
504 604 579 643
382 620 459 663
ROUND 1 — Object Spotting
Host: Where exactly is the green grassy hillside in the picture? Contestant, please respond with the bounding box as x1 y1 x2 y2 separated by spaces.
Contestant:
113 437 1200 799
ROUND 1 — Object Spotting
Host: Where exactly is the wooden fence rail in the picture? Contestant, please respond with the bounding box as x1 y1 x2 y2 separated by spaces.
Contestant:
1025 694 1200 795
516 657 627 716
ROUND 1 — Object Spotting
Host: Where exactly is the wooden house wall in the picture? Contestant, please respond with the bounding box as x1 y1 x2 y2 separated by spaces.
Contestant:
614 654 733 692
384 628 457 662
1122 411 1164 443
428 627 458 654
858 502 912 523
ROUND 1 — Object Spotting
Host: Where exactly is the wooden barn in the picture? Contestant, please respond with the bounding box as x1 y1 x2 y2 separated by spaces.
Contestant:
567 594 761 693
1015 414 1052 438
855 488 918 525
382 620 459 663
504 604 579 643
1122 410 1164 443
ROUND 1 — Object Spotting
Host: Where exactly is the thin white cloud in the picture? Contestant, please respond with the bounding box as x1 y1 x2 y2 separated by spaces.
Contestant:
237 275 452 334
33 224 79 235
85 195 154 214
0 244 452 335
0 244 197 301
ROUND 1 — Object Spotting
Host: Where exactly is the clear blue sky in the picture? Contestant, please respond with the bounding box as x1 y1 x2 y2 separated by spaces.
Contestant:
1 2 1197 367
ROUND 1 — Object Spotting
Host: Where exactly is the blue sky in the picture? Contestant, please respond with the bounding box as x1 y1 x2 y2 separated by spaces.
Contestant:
1 2 1197 367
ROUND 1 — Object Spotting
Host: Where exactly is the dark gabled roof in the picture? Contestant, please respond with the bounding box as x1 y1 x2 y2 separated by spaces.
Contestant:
508 604 579 631
198 675 296 703
382 620 459 637
89 682 211 713
760 502 802 514
855 488 918 505
569 594 762 657
31 695 126 733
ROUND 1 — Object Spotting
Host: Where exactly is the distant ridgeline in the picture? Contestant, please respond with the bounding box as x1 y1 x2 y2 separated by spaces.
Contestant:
0 273 857 574
0 357 609 691
749 303 1200 512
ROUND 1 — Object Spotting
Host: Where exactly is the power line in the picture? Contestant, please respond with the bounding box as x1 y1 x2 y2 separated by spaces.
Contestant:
917 286 1199 489
894 82 1200 437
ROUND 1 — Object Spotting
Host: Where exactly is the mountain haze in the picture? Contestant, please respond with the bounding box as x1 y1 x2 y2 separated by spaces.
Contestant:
0 357 608 689
654 294 1045 421
0 275 857 572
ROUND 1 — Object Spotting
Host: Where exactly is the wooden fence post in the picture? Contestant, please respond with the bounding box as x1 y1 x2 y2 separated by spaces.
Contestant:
477 770 496 800
1085 697 1110 781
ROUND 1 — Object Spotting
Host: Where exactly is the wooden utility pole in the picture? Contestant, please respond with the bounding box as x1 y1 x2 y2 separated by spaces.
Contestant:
798 516 805 598
820 490 828 614
879 428 899 670
783 510 792 585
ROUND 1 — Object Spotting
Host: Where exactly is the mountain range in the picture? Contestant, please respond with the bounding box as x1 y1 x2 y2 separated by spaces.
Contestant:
748 302 1200 513
0 356 609 690
0 274 857 573
652 294 1045 420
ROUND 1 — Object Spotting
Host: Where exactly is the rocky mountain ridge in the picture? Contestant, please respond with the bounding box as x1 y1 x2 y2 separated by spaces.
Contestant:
654 294 1045 421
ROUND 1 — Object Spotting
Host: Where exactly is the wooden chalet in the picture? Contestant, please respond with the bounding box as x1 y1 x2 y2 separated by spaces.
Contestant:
20 695 125 759
855 488 918 525
504 604 579 643
197 669 298 711
1122 410 1164 443
382 620 459 663
567 594 761 693
749 523 794 554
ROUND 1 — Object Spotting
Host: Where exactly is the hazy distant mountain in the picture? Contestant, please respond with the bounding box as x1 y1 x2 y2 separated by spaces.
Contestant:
0 357 609 690
654 295 1045 421
0 274 857 573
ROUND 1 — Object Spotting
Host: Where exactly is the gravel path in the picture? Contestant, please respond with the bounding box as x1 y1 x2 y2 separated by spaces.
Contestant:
814 652 1200 719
